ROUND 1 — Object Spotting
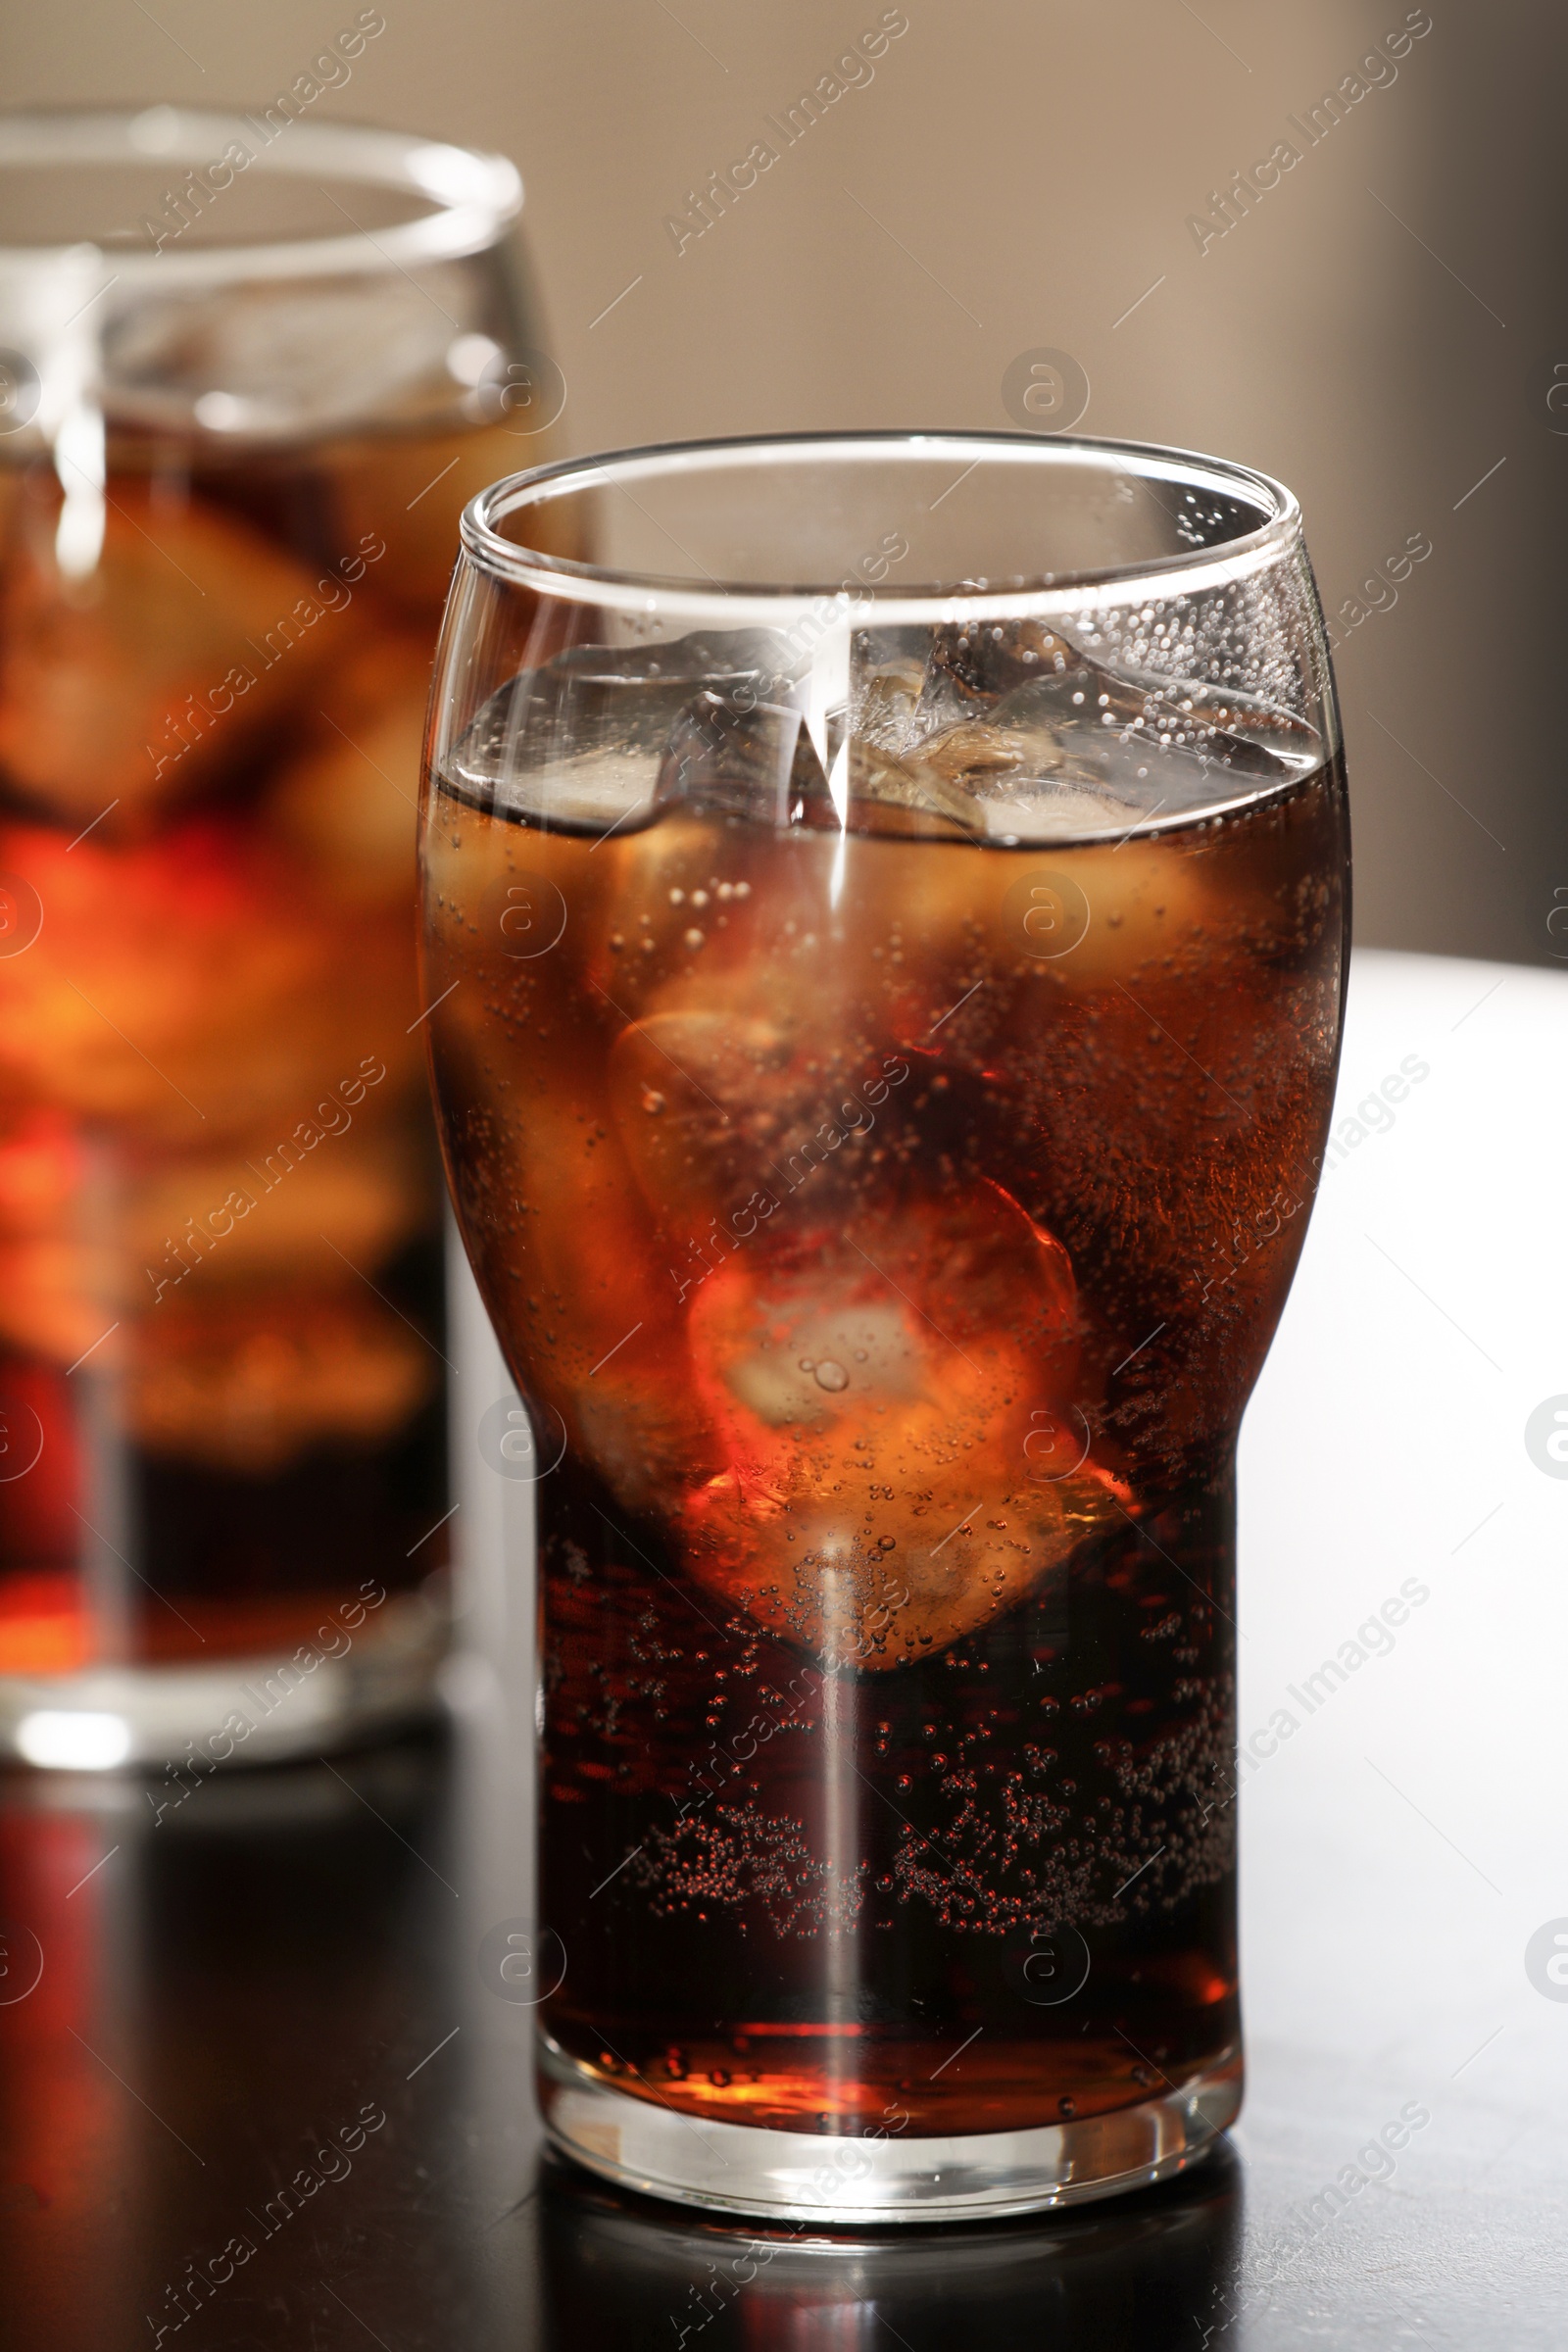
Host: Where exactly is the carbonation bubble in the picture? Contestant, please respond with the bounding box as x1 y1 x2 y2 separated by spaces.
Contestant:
813 1360 849 1392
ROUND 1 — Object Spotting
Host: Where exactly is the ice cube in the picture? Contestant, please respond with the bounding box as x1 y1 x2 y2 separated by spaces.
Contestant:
0 475 343 829
609 1006 798 1233
654 690 839 831
0 814 422 1145
413 895 717 1516
0 1108 427 1366
913 616 1083 728
650 667 994 843
605 963 955 1247
125 1282 431 1474
130 1114 426 1294
673 1181 1120 1669
853 656 926 751
444 629 794 836
844 616 1318 847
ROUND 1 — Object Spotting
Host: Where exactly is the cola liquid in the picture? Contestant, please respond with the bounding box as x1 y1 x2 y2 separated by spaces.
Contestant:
0 416 523 1674
424 620 1348 2134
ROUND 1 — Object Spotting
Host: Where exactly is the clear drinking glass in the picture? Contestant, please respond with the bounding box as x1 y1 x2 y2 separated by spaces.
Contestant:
0 109 561 1771
419 432 1349 2220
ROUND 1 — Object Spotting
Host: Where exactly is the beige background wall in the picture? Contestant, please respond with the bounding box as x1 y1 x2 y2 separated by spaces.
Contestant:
11 0 1561 961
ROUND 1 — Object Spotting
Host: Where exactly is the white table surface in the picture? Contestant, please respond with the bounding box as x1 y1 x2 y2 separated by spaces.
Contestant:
1234 945 1567 2332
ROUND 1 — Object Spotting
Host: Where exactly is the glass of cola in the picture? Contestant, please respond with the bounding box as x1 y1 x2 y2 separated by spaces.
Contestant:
420 432 1349 2219
0 109 561 1769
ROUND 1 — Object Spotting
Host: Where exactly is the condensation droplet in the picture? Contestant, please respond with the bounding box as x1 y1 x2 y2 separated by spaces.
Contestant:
641 1089 666 1115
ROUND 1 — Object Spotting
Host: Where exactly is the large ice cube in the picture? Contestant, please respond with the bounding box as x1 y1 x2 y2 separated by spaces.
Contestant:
844 615 1319 845
673 1180 1119 1669
0 475 342 829
443 628 798 836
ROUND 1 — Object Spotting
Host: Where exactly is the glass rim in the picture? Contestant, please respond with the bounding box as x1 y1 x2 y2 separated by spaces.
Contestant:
0 105 522 284
458 429 1303 626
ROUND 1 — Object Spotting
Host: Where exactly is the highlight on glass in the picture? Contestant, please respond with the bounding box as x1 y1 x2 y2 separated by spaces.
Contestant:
419 430 1349 2219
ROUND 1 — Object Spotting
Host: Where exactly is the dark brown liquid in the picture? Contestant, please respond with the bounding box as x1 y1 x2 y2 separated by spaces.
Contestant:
425 679 1347 2134
0 418 526 1673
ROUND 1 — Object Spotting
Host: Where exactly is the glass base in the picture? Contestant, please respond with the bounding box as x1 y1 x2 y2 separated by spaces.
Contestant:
0 1590 448 1770
538 2034 1242 2224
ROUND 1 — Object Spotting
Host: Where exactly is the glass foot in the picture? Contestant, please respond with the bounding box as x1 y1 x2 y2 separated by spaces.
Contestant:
538 2034 1242 2224
0 1590 447 1769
